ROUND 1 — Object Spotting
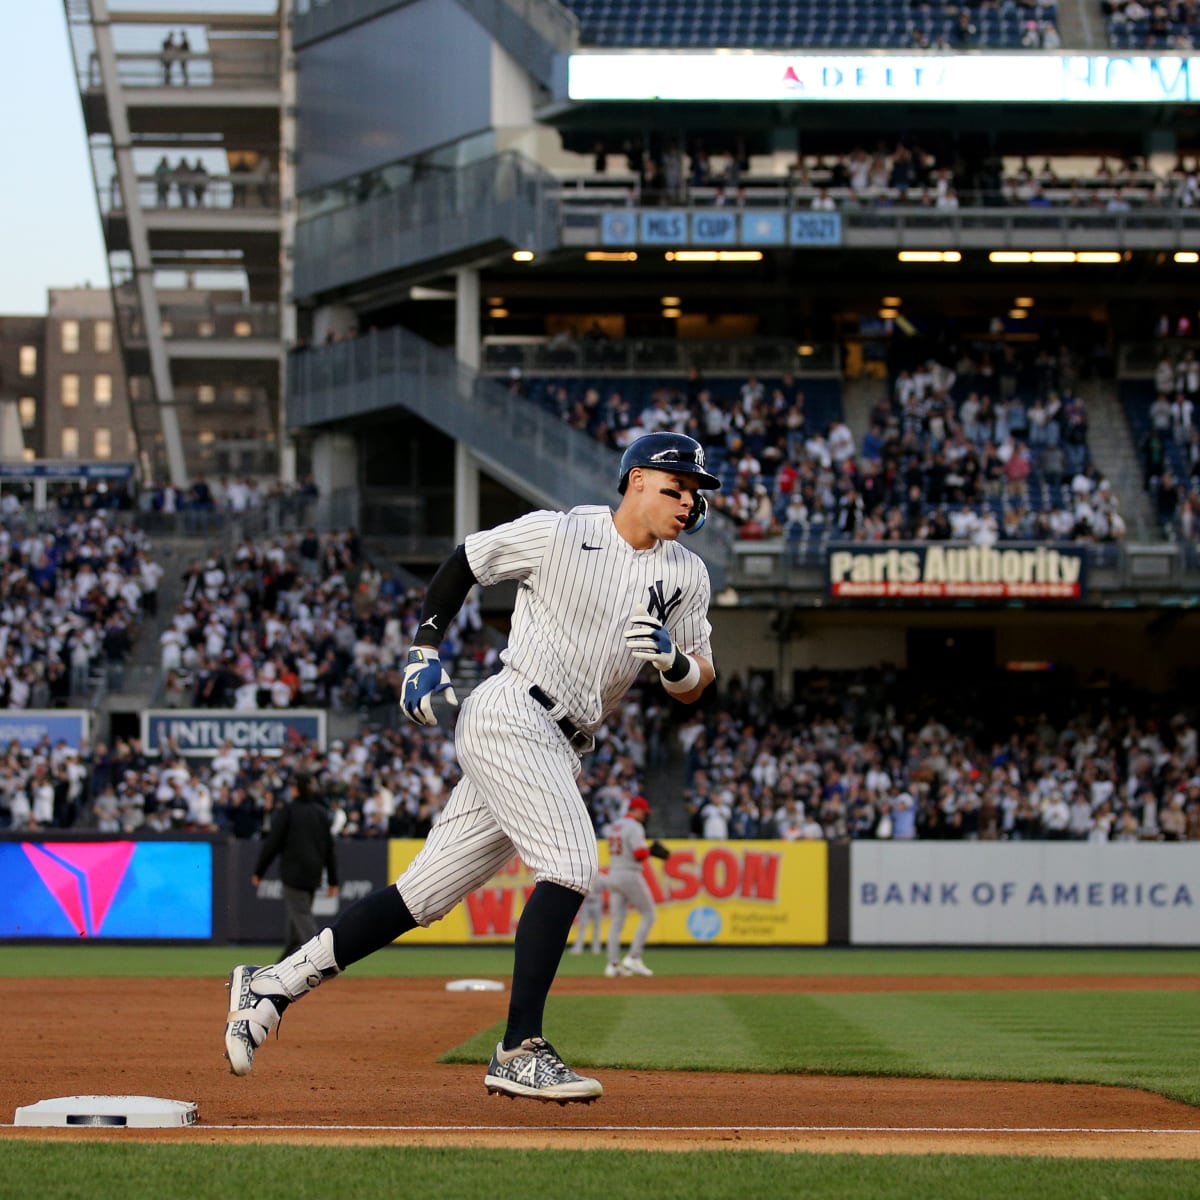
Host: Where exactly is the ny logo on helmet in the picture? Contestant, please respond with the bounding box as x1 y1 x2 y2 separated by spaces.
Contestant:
647 580 683 624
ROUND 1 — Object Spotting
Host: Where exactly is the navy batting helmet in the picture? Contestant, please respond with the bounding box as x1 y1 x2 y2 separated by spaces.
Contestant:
617 432 721 495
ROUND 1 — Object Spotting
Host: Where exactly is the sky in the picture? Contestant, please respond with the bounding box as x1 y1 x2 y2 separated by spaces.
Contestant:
0 5 110 315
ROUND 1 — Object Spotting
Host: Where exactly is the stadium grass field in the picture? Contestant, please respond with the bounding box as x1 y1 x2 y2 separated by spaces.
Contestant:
2 946 1199 1199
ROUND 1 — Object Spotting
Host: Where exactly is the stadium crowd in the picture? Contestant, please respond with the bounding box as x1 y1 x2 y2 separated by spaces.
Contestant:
1135 347 1200 540
0 682 661 842
7 662 1200 845
0 509 162 708
157 529 500 713
514 334 1122 544
567 143 1200 212
679 670 1200 843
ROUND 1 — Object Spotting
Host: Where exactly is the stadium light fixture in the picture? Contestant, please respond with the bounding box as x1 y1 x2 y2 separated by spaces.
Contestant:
1031 251 1077 263
585 251 638 262
1075 251 1121 264
511 250 535 262
489 307 509 318
882 296 902 306
1008 309 1029 319
989 251 1032 263
797 344 815 356
665 250 764 262
661 296 681 306
1014 296 1034 306
1175 251 1199 264
662 307 682 318
486 296 504 305
896 250 959 263
878 308 899 319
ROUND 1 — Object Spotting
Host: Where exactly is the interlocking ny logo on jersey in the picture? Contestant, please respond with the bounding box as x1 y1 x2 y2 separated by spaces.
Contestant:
647 579 683 624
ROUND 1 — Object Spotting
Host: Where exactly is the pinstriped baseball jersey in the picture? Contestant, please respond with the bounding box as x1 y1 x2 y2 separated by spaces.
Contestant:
465 505 713 729
395 503 713 919
605 816 647 875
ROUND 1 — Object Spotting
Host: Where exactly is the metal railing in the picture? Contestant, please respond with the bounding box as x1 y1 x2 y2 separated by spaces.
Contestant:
293 151 561 297
558 197 1200 250
80 48 280 91
481 336 839 375
102 172 280 216
115 296 280 346
292 0 578 66
286 326 735 583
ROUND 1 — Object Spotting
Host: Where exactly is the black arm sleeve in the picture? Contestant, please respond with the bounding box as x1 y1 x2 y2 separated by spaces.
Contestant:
413 544 478 648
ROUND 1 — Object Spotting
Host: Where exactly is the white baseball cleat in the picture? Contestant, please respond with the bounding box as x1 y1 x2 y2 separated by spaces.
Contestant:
621 955 654 977
604 962 632 978
225 964 290 1076
484 1037 602 1104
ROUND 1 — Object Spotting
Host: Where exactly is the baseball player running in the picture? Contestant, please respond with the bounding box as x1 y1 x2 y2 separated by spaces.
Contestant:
604 795 670 977
224 431 719 1103
568 872 605 955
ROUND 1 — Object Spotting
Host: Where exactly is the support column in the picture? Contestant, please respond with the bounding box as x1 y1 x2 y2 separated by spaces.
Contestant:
454 267 481 540
311 431 359 529
455 268 480 370
312 305 358 346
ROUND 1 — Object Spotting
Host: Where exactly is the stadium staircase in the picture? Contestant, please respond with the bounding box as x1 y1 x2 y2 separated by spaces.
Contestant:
288 325 735 587
1078 379 1158 538
840 376 887 449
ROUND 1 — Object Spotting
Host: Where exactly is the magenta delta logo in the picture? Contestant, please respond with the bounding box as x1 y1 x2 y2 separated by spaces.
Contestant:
21 842 136 937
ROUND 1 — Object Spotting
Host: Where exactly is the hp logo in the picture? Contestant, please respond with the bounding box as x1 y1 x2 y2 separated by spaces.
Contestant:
687 906 722 941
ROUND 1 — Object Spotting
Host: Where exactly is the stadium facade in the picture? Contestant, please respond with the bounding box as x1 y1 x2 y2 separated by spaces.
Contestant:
68 0 1200 691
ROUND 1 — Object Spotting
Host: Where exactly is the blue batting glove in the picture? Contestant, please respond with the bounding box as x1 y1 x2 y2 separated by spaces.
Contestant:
623 604 676 671
401 647 459 727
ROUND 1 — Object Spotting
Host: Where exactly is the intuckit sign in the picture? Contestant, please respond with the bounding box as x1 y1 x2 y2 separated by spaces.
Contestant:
141 709 327 756
851 844 1200 945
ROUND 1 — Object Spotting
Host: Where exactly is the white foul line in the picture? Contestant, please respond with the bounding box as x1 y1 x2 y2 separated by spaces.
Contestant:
181 1123 1200 1135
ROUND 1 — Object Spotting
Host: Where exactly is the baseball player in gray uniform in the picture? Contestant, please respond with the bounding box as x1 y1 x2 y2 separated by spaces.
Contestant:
604 795 670 977
224 431 719 1103
568 873 605 955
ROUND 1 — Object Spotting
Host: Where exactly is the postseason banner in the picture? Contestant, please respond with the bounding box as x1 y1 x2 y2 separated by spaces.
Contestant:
827 543 1086 600
387 839 828 946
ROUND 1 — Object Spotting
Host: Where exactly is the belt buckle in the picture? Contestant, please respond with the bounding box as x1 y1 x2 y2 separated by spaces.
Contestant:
568 728 595 754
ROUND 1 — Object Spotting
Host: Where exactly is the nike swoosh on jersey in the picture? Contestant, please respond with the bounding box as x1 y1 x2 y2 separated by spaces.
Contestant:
581 542 603 551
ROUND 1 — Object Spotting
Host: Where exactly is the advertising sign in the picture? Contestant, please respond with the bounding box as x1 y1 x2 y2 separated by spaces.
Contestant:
827 543 1086 600
569 53 1200 105
0 461 135 481
790 212 843 246
387 839 828 945
0 841 212 939
0 709 90 752
851 843 1200 945
142 709 327 756
225 838 388 942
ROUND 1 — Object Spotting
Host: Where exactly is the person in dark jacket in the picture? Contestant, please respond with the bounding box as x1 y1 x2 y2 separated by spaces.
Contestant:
252 773 339 959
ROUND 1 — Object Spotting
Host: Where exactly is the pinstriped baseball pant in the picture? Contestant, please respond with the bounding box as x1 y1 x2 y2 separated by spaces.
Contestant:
396 673 599 925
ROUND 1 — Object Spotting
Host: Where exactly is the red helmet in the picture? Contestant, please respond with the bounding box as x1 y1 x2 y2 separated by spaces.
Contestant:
627 796 650 815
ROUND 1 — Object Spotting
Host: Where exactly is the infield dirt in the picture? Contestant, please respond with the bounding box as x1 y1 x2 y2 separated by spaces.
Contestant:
2 974 1198 1157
